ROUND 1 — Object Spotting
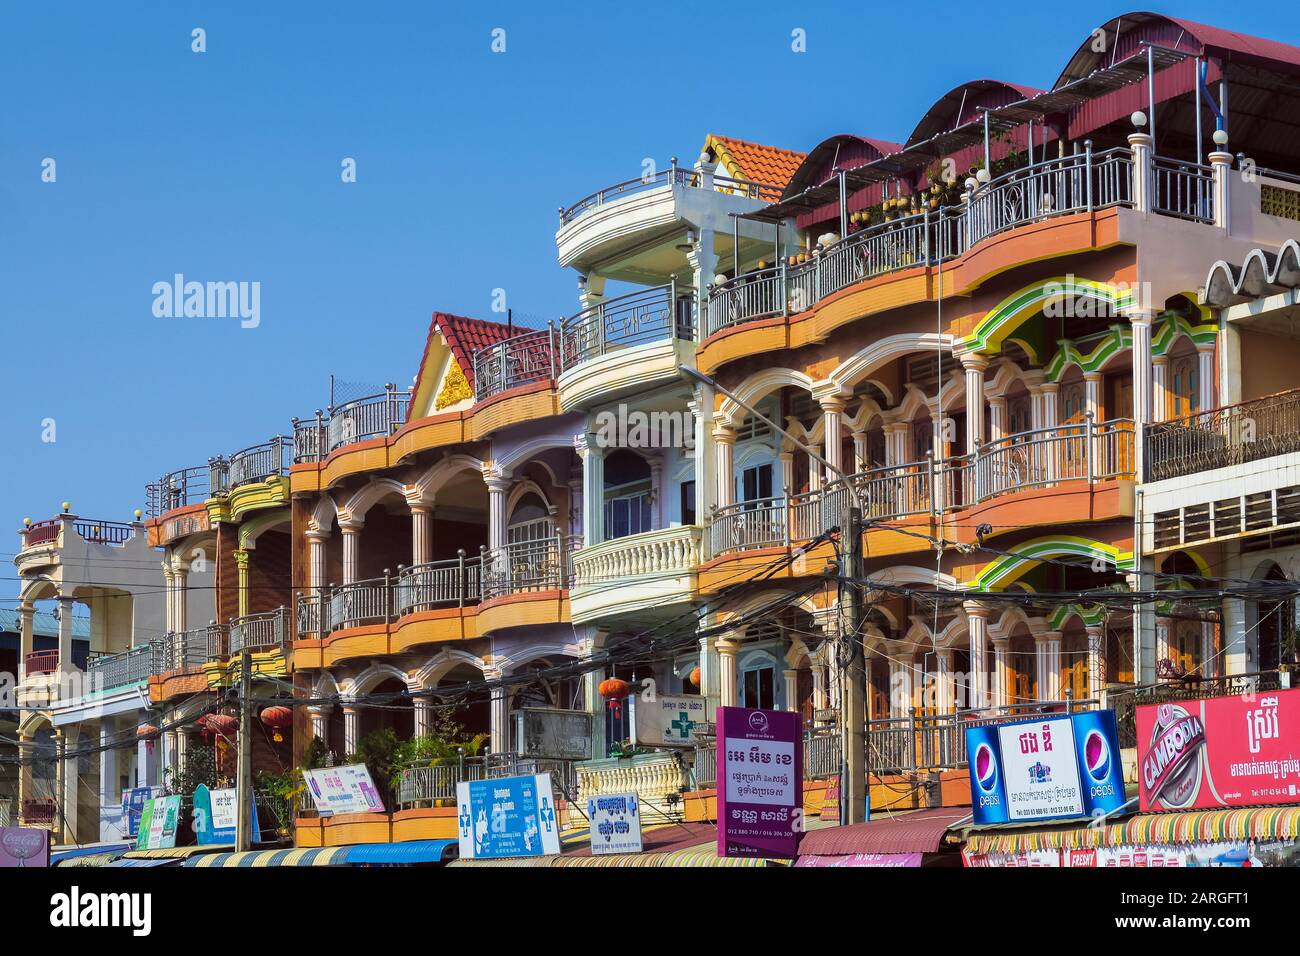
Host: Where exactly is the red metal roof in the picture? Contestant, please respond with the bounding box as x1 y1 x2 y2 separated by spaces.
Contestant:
796 806 971 856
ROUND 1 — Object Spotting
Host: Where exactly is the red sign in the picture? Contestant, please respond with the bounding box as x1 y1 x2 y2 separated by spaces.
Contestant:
1136 687 1300 811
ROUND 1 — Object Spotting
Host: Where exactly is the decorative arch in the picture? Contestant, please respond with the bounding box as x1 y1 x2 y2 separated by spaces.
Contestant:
410 454 485 505
987 604 1046 641
312 670 340 699
239 508 290 550
826 331 952 397
506 480 553 520
1048 603 1107 631
340 661 410 699
961 277 1135 360
933 615 969 649
969 535 1134 592
494 642 585 675
340 478 409 526
309 495 338 534
718 368 815 428
410 649 486 689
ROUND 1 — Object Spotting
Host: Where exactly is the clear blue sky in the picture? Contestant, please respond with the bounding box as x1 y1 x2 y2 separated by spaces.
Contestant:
2 2 1296 590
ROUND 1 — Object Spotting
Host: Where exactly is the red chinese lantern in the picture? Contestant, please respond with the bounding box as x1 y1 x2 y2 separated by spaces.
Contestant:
207 714 239 739
137 724 158 754
599 678 632 719
260 705 293 743
689 666 701 688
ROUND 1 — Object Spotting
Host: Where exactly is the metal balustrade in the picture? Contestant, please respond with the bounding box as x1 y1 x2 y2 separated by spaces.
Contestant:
710 421 1134 557
1146 390 1300 482
559 283 695 370
326 385 411 452
396 556 483 612
397 760 486 807
23 650 59 676
328 580 392 630
161 625 228 671
472 327 558 401
295 592 328 638
147 465 218 516
225 436 293 488
704 148 1139 337
87 643 160 690
559 159 782 225
481 535 581 600
1151 156 1214 224
22 520 60 546
228 607 288 653
292 413 327 464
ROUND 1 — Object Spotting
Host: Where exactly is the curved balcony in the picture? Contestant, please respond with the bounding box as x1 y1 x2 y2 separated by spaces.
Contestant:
703 148 1136 338
160 624 228 671
289 386 412 464
471 327 558 403
570 525 702 623
228 608 289 654
225 436 293 489
481 535 580 600
395 556 482 615
710 418 1134 556
147 465 218 517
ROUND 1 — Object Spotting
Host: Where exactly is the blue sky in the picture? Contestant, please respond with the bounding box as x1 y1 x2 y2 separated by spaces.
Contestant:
1 1 1297 593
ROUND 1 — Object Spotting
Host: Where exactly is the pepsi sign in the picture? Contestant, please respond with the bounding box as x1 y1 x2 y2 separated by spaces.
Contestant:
965 709 1126 825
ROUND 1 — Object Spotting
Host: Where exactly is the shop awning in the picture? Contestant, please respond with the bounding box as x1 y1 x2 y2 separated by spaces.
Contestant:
964 807 1300 855
106 857 185 868
56 851 128 868
123 845 227 861
51 843 130 866
186 846 351 868
341 839 457 865
796 807 971 857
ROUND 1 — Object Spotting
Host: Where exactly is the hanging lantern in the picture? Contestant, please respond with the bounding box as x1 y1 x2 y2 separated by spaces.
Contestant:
260 705 293 743
207 714 239 739
599 678 632 719
689 666 701 689
137 724 158 755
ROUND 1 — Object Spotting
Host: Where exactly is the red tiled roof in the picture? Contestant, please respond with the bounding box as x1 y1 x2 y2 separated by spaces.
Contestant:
796 806 971 857
705 134 807 190
411 312 513 402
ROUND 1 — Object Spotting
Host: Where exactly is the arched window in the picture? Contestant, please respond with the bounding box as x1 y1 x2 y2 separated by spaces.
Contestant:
1171 355 1199 419
508 492 553 545
603 450 653 539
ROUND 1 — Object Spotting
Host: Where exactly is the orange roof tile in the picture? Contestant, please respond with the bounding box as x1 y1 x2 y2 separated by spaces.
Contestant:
705 134 807 190
411 312 515 404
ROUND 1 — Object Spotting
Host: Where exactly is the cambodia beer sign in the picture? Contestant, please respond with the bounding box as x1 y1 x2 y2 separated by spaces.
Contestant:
1137 687 1300 811
716 706 802 859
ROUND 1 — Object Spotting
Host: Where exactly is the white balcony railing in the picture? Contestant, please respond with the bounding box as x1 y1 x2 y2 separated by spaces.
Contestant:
710 418 1134 556
572 525 702 588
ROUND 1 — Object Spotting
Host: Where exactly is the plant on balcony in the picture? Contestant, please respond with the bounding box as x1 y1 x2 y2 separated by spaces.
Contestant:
606 738 655 760
257 768 304 836
164 741 219 796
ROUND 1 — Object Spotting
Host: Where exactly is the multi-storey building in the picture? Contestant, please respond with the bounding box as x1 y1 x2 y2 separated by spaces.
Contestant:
14 11 1300 853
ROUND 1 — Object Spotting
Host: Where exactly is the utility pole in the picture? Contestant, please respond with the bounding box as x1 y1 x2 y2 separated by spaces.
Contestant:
235 646 253 852
677 364 869 824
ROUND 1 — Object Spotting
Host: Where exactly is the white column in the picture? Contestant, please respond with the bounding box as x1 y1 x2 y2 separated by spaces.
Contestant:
962 354 989 453
716 637 739 707
342 706 359 755
99 720 119 837
1036 631 1062 701
697 633 719 706
991 639 1010 709
413 697 433 737
486 474 512 551
819 395 846 482
307 530 328 592
889 660 913 718
851 432 868 473
17 603 34 682
1209 146 1233 231
988 397 1007 443
489 682 509 754
341 527 361 584
309 705 330 745
1084 372 1102 421
410 505 433 565
1222 597 1248 676
689 384 716 520
783 669 799 713
778 451 795 496
883 421 908 467
1086 625 1105 700
574 437 603 548
57 594 75 673
175 727 188 775
714 426 735 509
1152 355 1169 422
1197 344 1217 412
812 660 828 712
173 567 188 633
808 443 823 492
1128 130 1153 213
162 567 175 632
648 455 665 530
1129 311 1154 428
935 649 955 714
1155 618 1172 674
965 602 989 709
1201 620 1219 679
567 476 583 539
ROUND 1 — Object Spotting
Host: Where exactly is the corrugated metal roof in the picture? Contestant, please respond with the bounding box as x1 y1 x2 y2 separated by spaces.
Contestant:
0 608 91 639
796 806 972 856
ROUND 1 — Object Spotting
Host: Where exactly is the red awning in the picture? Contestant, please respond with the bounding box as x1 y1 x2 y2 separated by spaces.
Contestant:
565 822 718 858
797 807 971 856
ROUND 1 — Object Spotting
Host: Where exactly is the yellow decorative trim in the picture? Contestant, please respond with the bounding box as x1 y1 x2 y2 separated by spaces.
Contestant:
436 358 472 410
202 648 288 688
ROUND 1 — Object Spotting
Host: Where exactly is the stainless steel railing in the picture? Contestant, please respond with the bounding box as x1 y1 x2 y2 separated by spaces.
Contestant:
1151 156 1215 224
471 326 558 401
87 643 160 691
395 555 483 613
481 534 581 600
146 465 219 516
228 607 288 653
160 624 228 671
225 436 293 488
327 385 411 452
559 159 782 225
1146 390 1300 481
559 282 695 370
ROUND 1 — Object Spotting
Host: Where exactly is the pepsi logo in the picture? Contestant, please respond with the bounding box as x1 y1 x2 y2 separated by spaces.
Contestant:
974 742 998 793
1083 729 1111 783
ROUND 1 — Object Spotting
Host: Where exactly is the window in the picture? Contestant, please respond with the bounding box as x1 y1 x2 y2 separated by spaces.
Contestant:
740 463 773 504
742 663 776 710
1171 356 1198 419
680 480 696 525
605 490 652 539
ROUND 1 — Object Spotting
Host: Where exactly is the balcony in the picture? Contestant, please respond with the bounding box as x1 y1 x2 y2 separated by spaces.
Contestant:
570 525 703 624
1146 390 1300 483
23 650 59 676
396 755 577 809
704 147 1139 337
556 283 697 409
19 516 137 551
159 624 229 671
228 608 289 654
86 643 160 692
470 327 558 403
710 418 1134 557
146 465 219 517
224 436 292 489
298 556 480 638
481 535 580 600
556 160 783 278
291 386 412 463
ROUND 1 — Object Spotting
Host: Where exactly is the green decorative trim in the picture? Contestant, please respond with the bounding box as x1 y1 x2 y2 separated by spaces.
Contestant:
968 535 1135 592
961 277 1134 359
1047 603 1109 629
237 507 291 550
1043 312 1217 382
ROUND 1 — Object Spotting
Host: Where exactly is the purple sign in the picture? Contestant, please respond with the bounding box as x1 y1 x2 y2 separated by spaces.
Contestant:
716 706 803 859
0 827 49 868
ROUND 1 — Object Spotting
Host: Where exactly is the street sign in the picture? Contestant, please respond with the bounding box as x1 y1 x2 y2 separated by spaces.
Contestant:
587 792 643 855
456 773 561 860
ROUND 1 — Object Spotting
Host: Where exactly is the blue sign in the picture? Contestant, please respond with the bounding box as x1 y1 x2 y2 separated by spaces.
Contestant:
966 709 1126 825
456 773 561 859
193 784 260 846
122 786 160 838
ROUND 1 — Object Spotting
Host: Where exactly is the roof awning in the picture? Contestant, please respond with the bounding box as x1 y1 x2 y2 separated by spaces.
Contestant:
50 843 130 865
106 857 185 868
124 845 228 861
796 807 972 857
964 806 1300 855
55 851 129 868
341 839 457 865
186 846 350 868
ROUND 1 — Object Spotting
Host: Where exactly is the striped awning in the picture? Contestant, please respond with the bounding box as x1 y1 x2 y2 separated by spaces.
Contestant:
186 846 351 868
51 843 130 865
56 851 127 868
965 807 1300 855
123 845 223 860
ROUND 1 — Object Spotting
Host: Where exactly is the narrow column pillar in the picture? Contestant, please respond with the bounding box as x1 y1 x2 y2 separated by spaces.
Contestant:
574 437 603 548
308 705 330 745
99 719 119 838
57 594 75 674
1209 146 1233 231
783 669 799 713
342 706 359 755
991 639 1010 709
935 649 955 714
307 530 328 593
962 354 989 453
1201 620 1219 679
17 603 34 682
1128 310 1154 479
1152 355 1169 422
488 681 509 755
173 567 188 633
162 567 176 633
715 637 739 707
965 602 990 709
1086 624 1106 700
413 697 433 738
714 426 736 509
1036 631 1062 701
689 384 716 521
819 395 846 483
234 549 250 617
889 660 913 718
410 505 433 565
988 397 1007 443
1155 617 1172 674
1197 344 1217 413
1128 130 1153 213
485 475 512 552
